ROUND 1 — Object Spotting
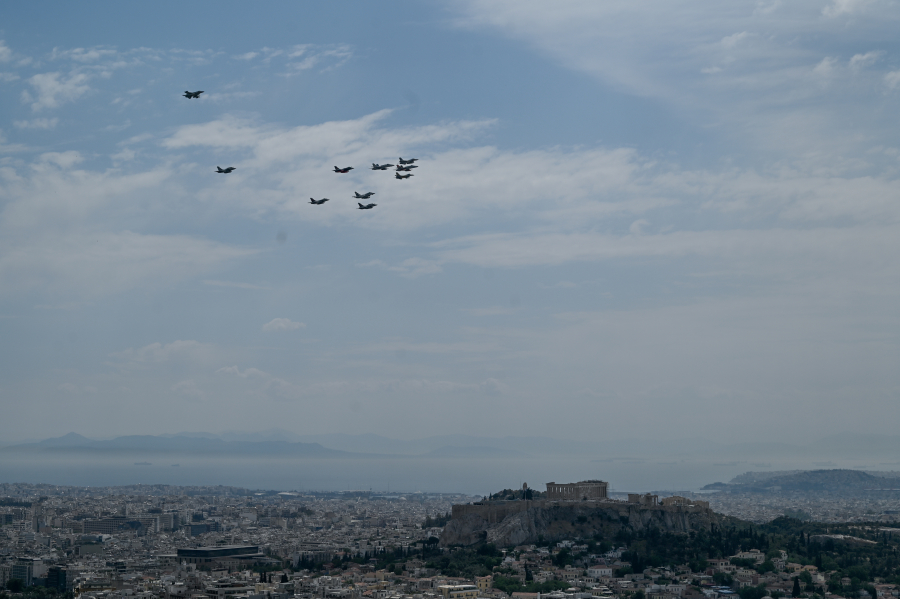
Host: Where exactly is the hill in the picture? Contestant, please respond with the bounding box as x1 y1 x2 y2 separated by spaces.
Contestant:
703 469 900 493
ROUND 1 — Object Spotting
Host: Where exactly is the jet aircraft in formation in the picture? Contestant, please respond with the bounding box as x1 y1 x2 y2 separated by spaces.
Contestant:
187 87 425 212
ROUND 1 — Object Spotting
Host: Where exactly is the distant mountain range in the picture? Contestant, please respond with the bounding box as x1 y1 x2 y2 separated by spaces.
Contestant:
3 429 900 463
0 432 536 459
703 469 900 492
3 432 352 457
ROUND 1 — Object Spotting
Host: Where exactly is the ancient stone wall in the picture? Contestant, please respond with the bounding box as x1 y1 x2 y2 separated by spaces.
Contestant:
441 500 718 547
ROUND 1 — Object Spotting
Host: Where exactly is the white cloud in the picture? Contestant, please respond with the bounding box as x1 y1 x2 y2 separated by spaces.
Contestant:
216 366 269 378
720 31 749 49
25 71 91 111
0 41 12 62
0 72 18 82
813 56 837 77
884 70 900 90
849 51 882 69
234 52 259 60
51 46 118 62
13 118 58 130
284 44 352 73
261 318 305 332
110 148 134 162
452 0 900 161
629 219 650 235
0 230 257 299
0 151 258 299
822 0 872 17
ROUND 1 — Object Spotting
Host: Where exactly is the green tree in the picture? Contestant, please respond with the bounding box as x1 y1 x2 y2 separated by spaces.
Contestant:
757 560 776 574
554 548 573 568
6 580 24 593
792 577 801 598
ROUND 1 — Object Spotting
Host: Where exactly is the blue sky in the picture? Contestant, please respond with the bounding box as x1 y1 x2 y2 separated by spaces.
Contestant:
1 0 900 446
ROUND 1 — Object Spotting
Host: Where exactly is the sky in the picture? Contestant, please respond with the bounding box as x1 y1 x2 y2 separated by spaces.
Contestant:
1 0 900 447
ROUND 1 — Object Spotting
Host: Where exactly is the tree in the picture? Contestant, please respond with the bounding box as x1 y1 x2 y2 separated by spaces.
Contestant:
6 580 24 593
757 560 776 574
792 577 801 598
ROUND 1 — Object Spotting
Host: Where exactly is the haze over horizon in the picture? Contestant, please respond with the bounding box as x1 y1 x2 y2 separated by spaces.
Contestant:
2 2 900 461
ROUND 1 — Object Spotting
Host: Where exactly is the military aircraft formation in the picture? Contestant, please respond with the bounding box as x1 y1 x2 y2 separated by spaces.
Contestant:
188 91 422 210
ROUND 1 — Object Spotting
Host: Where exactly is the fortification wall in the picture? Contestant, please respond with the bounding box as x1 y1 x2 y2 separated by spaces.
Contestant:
451 501 531 523
442 500 718 547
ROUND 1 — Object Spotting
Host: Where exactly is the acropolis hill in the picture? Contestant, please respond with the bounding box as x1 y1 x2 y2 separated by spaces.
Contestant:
440 480 718 547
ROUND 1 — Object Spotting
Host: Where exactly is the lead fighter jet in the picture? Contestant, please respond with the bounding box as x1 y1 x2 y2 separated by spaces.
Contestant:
398 157 418 165
357 203 376 210
183 91 204 99
309 198 329 205
334 166 354 173
371 163 394 171
216 166 236 173
354 191 375 199
396 165 417 171
395 172 413 179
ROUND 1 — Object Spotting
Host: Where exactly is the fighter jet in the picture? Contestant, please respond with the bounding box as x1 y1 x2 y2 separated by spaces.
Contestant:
183 91 204 99
309 198 330 205
357 203 376 210
395 172 413 179
354 191 375 199
370 163 395 171
216 166 236 173
398 157 418 165
396 165 418 172
334 166 354 173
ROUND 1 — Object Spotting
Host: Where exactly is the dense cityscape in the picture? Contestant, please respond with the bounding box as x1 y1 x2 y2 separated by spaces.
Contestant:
2 478 900 599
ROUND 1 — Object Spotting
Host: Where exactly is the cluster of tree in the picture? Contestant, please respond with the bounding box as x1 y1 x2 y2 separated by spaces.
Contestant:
423 544 506 579
2 579 73 599
487 488 545 501
423 513 452 528
612 516 900 590
490 576 571 595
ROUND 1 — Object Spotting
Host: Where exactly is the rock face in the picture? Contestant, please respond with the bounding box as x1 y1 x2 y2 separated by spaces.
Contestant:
440 501 718 547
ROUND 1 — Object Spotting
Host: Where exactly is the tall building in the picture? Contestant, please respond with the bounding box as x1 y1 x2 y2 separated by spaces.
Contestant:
12 557 40 587
47 567 71 593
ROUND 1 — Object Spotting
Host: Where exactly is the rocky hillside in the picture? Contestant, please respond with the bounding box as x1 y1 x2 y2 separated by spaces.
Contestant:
440 502 718 547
